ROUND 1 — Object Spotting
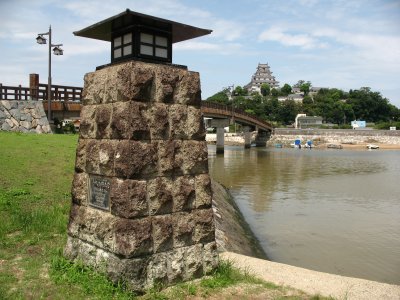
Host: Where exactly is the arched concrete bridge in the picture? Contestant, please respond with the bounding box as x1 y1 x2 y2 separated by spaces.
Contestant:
201 102 274 153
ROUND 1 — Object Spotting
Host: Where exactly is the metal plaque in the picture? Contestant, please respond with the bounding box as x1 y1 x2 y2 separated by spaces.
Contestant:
88 175 111 210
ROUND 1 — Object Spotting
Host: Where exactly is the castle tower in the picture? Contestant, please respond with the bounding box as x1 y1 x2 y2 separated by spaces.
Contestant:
245 63 279 94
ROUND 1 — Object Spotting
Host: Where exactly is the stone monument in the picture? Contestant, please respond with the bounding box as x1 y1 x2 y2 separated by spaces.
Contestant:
64 10 218 292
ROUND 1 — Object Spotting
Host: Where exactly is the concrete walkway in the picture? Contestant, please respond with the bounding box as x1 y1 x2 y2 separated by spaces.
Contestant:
221 252 400 300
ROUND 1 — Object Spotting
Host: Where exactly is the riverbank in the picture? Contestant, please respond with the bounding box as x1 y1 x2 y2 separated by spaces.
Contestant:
206 132 400 150
270 128 400 149
212 180 266 259
222 252 400 300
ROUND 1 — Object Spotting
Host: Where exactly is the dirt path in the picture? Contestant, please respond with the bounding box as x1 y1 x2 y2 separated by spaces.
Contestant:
221 252 400 300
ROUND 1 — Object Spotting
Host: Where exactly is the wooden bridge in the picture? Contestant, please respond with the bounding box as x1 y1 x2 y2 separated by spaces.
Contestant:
201 102 273 132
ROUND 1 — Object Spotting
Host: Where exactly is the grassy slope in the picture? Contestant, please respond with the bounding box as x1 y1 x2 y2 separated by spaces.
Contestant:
0 132 79 298
0 132 328 300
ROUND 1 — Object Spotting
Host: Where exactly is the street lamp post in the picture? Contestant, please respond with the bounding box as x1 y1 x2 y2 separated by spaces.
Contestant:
36 25 63 122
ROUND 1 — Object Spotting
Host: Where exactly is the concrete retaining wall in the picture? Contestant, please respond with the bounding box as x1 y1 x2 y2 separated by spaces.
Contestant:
270 129 400 146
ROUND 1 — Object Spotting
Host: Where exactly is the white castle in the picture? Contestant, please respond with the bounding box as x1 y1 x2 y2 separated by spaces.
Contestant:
244 63 279 93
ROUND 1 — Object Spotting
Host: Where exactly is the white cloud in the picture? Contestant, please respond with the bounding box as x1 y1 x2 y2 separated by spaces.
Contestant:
258 27 326 50
175 41 244 56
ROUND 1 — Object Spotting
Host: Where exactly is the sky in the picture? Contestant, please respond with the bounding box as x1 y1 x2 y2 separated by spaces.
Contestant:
1 0 400 107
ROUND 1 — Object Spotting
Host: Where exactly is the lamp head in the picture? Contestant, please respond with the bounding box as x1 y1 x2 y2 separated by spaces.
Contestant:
36 35 47 45
53 46 64 55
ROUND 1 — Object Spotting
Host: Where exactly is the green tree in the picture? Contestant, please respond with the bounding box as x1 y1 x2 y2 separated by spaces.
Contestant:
234 86 247 96
278 100 301 125
347 87 393 122
281 83 292 95
300 82 311 96
260 83 270 96
294 80 305 88
206 89 230 105
271 88 279 97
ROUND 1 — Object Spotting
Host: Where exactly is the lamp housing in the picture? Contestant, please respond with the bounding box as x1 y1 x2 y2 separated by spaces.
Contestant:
36 35 47 45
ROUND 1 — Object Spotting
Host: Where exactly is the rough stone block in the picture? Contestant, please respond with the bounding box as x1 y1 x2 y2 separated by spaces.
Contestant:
85 140 115 176
154 69 180 103
113 140 132 178
112 218 153 257
152 215 173 253
71 172 88 205
67 205 115 250
79 105 97 139
169 104 187 139
82 71 107 105
95 104 113 139
187 106 206 140
173 72 201 106
193 208 215 244
184 244 204 279
157 140 180 176
110 178 148 218
148 177 173 215
175 141 208 175
173 212 194 248
115 62 155 102
108 256 149 292
110 101 150 140
64 236 149 292
173 176 195 212
147 103 169 140
167 247 185 283
147 252 168 286
203 242 219 274
195 174 212 209
75 139 87 173
114 140 157 179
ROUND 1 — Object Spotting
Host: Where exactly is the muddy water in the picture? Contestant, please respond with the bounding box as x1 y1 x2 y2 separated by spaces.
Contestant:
208 146 400 284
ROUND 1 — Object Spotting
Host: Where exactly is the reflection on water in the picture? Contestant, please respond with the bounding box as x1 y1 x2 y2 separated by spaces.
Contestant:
208 146 400 284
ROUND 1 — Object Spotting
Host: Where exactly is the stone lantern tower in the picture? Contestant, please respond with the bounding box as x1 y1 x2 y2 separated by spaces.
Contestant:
64 9 218 292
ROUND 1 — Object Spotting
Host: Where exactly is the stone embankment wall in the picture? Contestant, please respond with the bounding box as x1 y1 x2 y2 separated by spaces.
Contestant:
0 100 51 133
64 61 218 292
212 180 267 259
270 129 400 146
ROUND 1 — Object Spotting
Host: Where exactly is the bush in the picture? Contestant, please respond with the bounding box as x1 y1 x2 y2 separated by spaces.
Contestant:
374 122 400 130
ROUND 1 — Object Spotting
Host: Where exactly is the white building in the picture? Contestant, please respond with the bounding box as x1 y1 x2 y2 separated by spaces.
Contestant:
244 63 279 94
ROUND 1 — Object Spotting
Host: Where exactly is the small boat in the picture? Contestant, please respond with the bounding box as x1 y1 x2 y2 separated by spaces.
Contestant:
366 144 379 149
327 144 343 149
275 144 283 148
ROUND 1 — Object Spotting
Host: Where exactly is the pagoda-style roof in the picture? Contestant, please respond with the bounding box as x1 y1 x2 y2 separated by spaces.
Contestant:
73 9 212 44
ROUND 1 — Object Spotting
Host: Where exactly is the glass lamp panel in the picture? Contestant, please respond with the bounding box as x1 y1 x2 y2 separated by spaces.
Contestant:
114 36 122 47
155 36 168 47
114 48 122 58
140 45 153 56
123 45 132 56
155 47 168 58
141 33 153 44
123 33 132 44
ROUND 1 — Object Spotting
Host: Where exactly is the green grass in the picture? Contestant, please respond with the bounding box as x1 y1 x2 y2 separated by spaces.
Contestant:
0 131 331 299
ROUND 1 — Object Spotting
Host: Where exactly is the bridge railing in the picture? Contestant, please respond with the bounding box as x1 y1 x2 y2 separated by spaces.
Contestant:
0 83 83 102
201 101 272 129
0 84 31 100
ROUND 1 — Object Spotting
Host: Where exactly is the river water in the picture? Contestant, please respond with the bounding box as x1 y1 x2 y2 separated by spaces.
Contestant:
208 145 400 285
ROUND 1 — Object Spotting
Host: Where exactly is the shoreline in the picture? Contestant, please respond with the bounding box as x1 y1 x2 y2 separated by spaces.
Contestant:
221 252 400 300
212 179 267 259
